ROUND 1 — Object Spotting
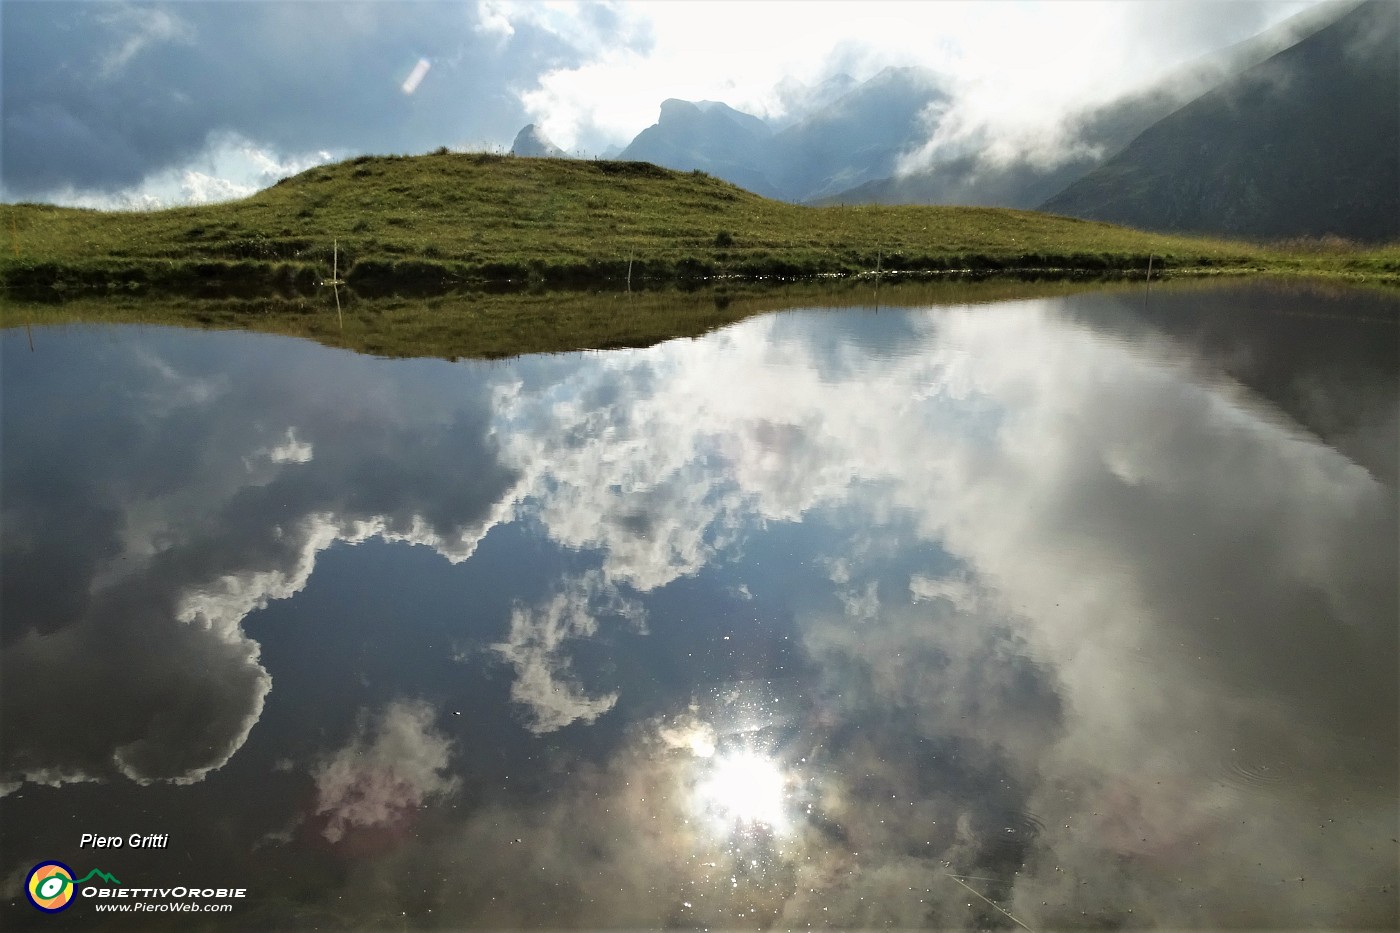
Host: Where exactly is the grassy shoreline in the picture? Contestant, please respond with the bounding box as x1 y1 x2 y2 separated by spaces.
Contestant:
6 276 1394 362
1 278 1114 359
5 152 1397 298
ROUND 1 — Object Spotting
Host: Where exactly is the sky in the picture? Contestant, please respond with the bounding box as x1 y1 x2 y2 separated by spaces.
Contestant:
2 0 1325 208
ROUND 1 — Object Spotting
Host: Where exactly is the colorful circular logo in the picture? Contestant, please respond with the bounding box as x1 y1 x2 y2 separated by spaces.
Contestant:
26 861 76 913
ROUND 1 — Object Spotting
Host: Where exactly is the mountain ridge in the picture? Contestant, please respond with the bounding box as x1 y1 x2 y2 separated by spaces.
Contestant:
510 124 569 159
1039 0 1399 241
614 66 949 202
820 0 1358 210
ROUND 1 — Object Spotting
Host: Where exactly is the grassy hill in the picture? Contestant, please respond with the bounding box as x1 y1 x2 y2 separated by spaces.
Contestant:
3 151 1397 297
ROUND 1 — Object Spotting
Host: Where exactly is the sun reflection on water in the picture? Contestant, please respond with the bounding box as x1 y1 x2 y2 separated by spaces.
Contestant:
697 749 791 834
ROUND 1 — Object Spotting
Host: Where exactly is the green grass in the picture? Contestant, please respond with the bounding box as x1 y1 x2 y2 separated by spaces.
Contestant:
5 151 1397 298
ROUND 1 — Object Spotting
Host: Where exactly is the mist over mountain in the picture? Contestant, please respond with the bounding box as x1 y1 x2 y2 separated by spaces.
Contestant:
821 0 1351 209
597 0 1376 240
769 73 860 129
619 99 780 197
614 67 948 202
591 1 1394 243
1040 0 1398 241
770 66 949 202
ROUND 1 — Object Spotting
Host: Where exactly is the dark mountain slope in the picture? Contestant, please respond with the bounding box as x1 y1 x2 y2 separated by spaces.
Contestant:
1040 1 1399 241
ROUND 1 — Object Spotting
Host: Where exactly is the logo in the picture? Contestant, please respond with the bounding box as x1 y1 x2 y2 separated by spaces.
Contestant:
25 862 121 913
26 862 75 913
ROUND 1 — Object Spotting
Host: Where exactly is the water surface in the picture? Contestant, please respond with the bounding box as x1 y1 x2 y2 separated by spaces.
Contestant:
2 281 1396 929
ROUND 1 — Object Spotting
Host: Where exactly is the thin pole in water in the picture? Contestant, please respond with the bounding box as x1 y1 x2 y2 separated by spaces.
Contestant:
874 248 882 311
324 238 344 328
323 239 344 286
627 250 633 292
1144 252 1154 310
943 874 1034 931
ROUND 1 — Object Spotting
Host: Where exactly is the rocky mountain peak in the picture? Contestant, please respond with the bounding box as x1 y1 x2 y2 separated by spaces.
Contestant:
510 124 568 158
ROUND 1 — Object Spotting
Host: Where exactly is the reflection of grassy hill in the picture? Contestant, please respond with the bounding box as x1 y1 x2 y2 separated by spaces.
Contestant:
3 152 1397 296
1 279 1226 361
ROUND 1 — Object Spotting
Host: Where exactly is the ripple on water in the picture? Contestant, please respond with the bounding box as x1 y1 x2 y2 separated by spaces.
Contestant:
981 808 1046 862
1215 744 1294 796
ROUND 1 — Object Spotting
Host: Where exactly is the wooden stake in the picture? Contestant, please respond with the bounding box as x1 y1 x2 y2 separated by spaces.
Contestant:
874 248 882 311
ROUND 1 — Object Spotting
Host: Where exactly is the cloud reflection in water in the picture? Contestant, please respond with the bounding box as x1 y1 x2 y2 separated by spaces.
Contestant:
0 283 1395 929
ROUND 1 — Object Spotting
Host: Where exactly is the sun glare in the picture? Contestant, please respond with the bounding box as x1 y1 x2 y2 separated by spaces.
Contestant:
697 750 789 832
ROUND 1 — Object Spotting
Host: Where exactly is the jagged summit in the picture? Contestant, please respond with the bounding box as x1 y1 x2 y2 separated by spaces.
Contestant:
510 124 568 158
614 68 948 202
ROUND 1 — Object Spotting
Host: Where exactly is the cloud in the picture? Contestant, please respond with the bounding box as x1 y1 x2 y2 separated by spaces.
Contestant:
312 699 459 843
5 131 336 211
10 284 1385 819
516 1 1322 163
490 356 750 592
96 2 194 78
909 572 980 612
1 0 596 199
489 335 888 592
0 328 519 793
400 284 1389 926
263 427 314 465
491 570 645 733
4 282 1391 925
3 1 1327 205
0 572 272 791
301 675 1057 928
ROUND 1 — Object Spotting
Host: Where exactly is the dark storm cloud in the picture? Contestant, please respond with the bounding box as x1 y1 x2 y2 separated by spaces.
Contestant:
0 328 519 791
0 0 593 196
